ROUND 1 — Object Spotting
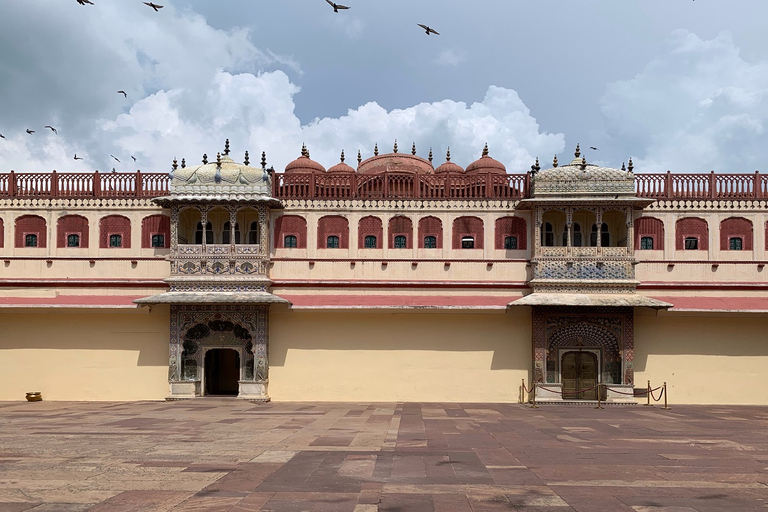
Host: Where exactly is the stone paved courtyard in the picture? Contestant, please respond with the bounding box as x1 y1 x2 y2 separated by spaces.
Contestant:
0 401 767 511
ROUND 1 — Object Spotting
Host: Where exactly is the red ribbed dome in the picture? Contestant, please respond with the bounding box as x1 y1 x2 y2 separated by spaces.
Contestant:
357 153 434 175
434 149 464 174
284 145 326 174
465 144 506 175
327 150 355 174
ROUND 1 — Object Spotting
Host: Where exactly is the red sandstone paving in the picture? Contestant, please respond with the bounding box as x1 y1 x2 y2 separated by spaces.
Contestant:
1 402 768 511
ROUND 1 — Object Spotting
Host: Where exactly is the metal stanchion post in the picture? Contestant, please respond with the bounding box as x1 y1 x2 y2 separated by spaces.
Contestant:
522 379 526 404
594 383 604 409
662 381 671 410
644 380 653 406
531 382 539 409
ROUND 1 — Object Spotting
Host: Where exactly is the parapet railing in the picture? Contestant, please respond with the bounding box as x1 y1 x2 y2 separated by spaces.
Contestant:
0 170 765 201
0 171 169 198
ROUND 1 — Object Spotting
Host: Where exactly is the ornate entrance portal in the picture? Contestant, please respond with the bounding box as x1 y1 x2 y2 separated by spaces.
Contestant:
561 350 598 400
204 348 240 395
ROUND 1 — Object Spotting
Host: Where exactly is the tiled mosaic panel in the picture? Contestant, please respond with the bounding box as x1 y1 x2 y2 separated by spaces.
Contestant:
535 260 634 280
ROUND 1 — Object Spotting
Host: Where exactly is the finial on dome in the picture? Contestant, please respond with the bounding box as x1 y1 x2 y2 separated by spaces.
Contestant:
181 158 186 169
393 140 398 153
446 147 451 162
357 149 362 165
628 157 634 173
244 151 250 166
261 151 267 169
216 152 221 166
411 142 416 155
202 153 208 164
374 143 379 156
575 143 581 158
428 147 433 163
533 157 540 172
224 138 230 155
340 149 345 163
621 162 626 171
301 143 308 158
581 156 587 169
482 143 489 158
306 148 310 158
172 157 178 171
553 155 558 168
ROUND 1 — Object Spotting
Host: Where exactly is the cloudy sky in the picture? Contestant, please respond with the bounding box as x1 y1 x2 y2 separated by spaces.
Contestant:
1 0 768 175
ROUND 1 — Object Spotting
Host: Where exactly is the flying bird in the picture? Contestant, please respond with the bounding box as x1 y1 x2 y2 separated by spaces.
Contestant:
417 24 440 35
143 2 163 11
131 155 137 162
26 129 35 134
0 133 5 139
589 146 599 151
325 0 349 12
117 90 127 98
77 0 94 5
45 125 57 134
110 155 121 163
74 154 83 160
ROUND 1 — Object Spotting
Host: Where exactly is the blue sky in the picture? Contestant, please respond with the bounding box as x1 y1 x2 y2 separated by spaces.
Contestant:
1 0 768 174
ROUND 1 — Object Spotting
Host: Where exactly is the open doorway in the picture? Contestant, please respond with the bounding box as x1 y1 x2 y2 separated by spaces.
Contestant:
204 348 240 396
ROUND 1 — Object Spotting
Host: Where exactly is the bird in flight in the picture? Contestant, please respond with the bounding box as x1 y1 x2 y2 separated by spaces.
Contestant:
45 125 57 134
325 0 349 12
0 133 5 139
77 0 94 5
131 155 137 162
74 154 83 160
117 90 127 98
589 146 599 151
26 129 35 134
417 24 440 35
110 155 121 163
143 2 163 11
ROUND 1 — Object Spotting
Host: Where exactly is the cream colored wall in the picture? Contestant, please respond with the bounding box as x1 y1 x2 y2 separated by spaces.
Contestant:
268 308 531 402
0 306 170 401
634 311 768 405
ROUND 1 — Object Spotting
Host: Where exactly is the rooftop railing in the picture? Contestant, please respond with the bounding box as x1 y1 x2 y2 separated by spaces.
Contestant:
0 170 765 201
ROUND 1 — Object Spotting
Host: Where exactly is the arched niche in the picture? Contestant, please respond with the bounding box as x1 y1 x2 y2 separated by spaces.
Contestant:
541 210 566 247
178 207 202 244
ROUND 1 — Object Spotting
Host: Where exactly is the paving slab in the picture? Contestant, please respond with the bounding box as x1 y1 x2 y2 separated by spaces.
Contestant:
1 401 768 511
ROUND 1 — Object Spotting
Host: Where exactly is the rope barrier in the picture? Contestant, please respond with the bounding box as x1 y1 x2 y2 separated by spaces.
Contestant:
523 380 671 409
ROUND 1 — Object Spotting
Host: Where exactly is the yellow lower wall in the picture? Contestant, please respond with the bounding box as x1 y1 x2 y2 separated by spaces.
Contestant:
634 312 768 405
268 309 532 402
0 307 170 401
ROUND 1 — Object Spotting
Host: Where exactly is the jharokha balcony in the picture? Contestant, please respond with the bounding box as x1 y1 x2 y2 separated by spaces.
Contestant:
0 170 766 201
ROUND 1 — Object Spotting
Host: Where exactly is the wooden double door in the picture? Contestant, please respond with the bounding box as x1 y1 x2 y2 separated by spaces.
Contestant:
561 351 598 400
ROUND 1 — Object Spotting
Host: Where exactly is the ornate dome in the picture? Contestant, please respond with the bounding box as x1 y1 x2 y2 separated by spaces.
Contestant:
357 141 434 175
284 144 326 174
434 148 464 174
170 152 269 194
465 144 506 175
327 150 355 174
532 145 635 197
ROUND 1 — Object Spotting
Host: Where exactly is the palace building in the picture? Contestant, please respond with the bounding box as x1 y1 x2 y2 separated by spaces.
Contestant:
1 141 766 404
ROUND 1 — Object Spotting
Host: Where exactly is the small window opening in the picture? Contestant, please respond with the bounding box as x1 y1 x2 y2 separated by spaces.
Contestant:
504 236 517 250
573 223 582 247
109 234 122 248
461 236 474 249
364 235 377 248
284 235 297 248
25 234 38 247
684 237 698 250
67 233 80 247
326 235 340 248
542 222 554 247
248 221 259 244
640 236 654 250
151 234 165 248
729 237 743 251
394 235 407 248
424 236 437 249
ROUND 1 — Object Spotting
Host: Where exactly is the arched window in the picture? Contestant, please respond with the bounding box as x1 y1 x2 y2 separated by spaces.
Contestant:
424 235 437 249
317 215 349 249
461 236 474 249
676 218 708 250
504 236 517 250
100 215 131 249
327 235 340 248
274 215 307 249
573 223 582 247
142 214 170 249
248 221 259 244
635 217 664 251
720 217 752 251
394 235 407 248
222 222 241 245
364 235 377 248
57 215 89 248
389 216 412 249
495 217 527 250
358 216 382 249
15 215 47 248
195 222 213 244
453 216 483 249
590 223 609 247
419 217 442 249
542 222 554 247
284 235 298 248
